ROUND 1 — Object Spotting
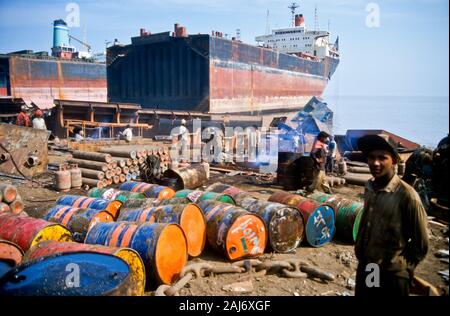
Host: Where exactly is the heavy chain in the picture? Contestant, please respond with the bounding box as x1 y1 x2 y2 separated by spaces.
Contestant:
154 257 335 296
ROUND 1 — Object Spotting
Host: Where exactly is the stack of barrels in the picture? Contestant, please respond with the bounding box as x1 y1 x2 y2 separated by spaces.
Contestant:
0 183 25 215
268 191 363 244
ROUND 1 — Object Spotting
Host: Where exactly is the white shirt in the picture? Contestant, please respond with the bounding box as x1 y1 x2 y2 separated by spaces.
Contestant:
121 128 133 142
75 134 84 142
178 125 189 142
32 117 47 130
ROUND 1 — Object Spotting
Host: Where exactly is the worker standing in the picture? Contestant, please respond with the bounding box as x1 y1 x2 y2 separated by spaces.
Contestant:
326 135 337 174
354 135 429 296
177 119 189 162
16 106 31 127
32 109 47 130
307 131 332 193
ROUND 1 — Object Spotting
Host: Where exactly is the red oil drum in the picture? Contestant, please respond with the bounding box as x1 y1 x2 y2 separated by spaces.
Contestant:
0 239 24 266
0 213 72 251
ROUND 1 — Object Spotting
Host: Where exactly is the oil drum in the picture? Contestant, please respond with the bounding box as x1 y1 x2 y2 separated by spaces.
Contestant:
0 240 23 266
24 240 146 296
197 200 267 260
296 199 335 247
0 252 133 296
0 213 72 252
85 222 187 285
43 205 114 242
242 200 304 253
56 195 123 219
117 203 206 258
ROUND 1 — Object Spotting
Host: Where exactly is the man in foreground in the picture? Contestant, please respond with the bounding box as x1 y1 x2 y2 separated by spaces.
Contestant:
355 135 429 296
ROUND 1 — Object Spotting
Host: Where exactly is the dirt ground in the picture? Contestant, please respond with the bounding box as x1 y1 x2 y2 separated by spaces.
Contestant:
1 164 448 296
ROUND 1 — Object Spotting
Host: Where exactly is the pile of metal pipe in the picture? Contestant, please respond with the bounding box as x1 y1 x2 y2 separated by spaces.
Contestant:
0 182 25 215
67 144 172 189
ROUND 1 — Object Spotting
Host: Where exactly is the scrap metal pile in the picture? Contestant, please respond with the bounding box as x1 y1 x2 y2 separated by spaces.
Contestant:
0 178 365 296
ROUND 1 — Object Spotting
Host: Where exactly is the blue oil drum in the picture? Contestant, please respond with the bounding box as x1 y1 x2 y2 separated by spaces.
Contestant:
0 252 132 296
56 195 110 210
85 222 187 285
297 199 335 247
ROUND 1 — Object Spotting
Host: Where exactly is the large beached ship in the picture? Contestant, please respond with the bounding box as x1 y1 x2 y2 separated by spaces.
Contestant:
107 4 339 114
0 19 107 110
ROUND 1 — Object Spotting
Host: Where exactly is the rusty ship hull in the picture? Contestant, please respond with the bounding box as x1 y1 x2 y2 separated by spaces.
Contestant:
0 54 107 109
107 32 339 114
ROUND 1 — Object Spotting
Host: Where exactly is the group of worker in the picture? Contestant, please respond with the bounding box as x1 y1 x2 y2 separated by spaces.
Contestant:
15 105 47 130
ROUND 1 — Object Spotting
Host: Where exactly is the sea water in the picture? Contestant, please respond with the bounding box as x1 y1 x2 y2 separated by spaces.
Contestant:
326 95 449 148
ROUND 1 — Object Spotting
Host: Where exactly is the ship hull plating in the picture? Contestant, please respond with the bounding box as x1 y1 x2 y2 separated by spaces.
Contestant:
0 55 107 109
107 34 339 114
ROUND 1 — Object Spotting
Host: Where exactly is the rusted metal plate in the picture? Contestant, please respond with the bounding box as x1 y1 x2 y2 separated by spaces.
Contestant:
0 123 50 177
2 55 107 109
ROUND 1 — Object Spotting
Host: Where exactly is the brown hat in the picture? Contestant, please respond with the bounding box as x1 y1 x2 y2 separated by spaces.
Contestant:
357 134 400 161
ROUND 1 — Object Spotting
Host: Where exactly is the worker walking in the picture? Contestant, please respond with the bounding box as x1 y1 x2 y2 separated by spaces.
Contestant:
16 106 31 127
354 135 429 296
307 131 332 193
32 109 47 130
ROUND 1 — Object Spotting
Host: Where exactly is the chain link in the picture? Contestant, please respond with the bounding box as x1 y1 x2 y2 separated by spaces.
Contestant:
153 257 335 296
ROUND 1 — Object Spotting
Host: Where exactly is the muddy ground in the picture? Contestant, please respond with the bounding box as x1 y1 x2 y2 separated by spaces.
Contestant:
1 160 448 296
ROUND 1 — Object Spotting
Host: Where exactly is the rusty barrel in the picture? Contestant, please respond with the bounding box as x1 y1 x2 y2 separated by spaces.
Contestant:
119 181 175 200
24 240 146 296
240 200 304 253
0 240 23 266
333 200 364 242
268 191 307 207
175 189 235 205
117 204 206 258
0 213 72 252
205 183 247 197
295 199 335 247
306 192 364 242
56 195 123 219
157 197 191 206
0 252 133 296
162 164 208 190
88 188 146 202
120 198 160 212
297 199 335 247
197 200 267 260
85 222 187 285
43 205 114 242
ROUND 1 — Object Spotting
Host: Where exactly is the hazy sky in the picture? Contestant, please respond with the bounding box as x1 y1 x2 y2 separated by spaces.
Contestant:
0 0 448 98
